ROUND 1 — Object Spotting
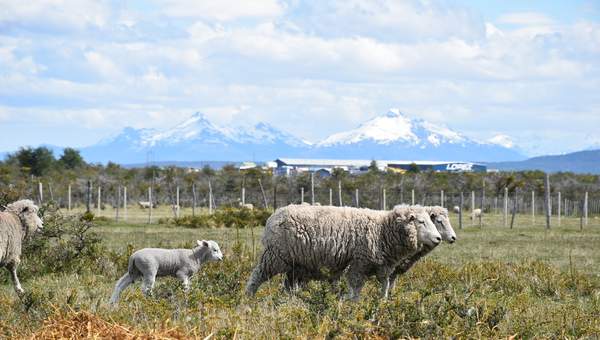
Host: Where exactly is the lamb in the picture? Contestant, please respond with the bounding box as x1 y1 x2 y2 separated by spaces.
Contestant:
0 199 44 294
471 208 482 220
453 205 461 213
245 204 441 300
110 240 223 304
388 206 456 290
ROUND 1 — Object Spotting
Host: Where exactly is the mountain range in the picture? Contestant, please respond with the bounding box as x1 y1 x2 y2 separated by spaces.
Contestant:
76 109 525 164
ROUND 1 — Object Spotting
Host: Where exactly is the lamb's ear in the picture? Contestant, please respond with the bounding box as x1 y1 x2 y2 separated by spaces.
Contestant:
21 206 29 213
197 240 209 247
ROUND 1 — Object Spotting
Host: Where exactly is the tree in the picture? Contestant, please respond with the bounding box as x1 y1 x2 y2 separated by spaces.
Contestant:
407 162 420 174
8 146 55 177
59 148 85 169
368 160 379 173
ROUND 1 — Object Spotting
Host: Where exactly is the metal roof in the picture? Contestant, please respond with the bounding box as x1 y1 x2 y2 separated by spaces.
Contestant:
276 158 482 167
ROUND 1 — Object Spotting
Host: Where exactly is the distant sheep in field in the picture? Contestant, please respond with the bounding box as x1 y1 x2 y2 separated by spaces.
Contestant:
0 200 44 294
245 204 441 300
240 203 254 210
453 206 461 213
110 240 223 304
471 208 482 220
138 201 152 209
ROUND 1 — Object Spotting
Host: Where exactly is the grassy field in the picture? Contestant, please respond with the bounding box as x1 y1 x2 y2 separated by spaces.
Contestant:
1 212 599 338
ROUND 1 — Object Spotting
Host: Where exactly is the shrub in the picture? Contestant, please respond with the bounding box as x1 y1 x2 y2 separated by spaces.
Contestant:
168 207 271 229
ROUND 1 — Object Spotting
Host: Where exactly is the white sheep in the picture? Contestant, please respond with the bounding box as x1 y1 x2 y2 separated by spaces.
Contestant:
110 240 223 304
0 199 44 294
453 205 460 213
388 206 456 290
240 203 254 210
138 201 152 209
245 204 441 300
471 208 482 220
286 205 458 293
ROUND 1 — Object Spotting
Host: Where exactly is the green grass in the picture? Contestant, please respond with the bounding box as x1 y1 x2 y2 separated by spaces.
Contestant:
1 213 599 338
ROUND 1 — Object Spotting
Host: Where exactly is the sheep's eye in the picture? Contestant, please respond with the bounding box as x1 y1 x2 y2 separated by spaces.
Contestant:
418 219 424 223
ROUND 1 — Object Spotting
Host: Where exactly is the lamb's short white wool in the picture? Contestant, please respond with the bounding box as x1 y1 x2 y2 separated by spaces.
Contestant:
110 240 223 304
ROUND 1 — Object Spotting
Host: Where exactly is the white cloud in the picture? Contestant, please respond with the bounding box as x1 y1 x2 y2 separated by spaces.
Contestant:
0 0 110 30
497 12 554 26
163 0 283 21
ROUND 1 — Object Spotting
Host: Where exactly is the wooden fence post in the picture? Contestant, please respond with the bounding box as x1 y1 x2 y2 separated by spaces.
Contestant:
116 186 120 222
459 192 463 229
97 186 101 216
258 178 268 208
191 183 196 217
544 174 551 229
471 191 475 226
148 186 152 224
242 186 246 205
440 190 444 208
176 186 180 218
338 181 343 207
411 189 415 205
208 180 213 214
531 191 535 225
301 187 304 204
329 188 333 206
355 189 359 207
38 182 43 205
510 188 518 229
584 191 589 225
382 188 386 210
311 172 315 205
86 180 92 213
123 186 127 221
557 191 561 226
67 184 72 212
504 187 508 227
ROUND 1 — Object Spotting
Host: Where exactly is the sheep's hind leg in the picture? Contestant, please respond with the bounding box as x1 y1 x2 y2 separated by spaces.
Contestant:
246 247 288 296
376 270 391 300
344 265 367 301
7 262 24 294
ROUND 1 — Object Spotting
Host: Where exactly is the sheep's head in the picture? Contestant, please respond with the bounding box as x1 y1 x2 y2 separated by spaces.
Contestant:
392 205 441 249
195 240 223 262
426 206 457 244
6 199 43 237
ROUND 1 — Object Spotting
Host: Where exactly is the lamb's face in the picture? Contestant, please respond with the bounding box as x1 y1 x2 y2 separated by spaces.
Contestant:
429 209 456 243
197 240 223 262
414 210 442 248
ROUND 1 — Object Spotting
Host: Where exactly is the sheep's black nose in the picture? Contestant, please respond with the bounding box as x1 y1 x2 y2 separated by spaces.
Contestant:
434 236 442 244
449 236 456 243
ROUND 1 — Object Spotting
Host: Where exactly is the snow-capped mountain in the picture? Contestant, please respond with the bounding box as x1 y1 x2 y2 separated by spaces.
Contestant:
80 112 312 163
313 110 524 161
77 110 525 164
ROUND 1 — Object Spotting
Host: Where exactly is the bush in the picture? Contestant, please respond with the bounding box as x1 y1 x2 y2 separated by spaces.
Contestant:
169 207 271 229
14 204 109 280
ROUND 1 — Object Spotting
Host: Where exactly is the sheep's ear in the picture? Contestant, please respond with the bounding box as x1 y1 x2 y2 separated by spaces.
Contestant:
198 240 209 247
408 213 416 222
21 206 29 213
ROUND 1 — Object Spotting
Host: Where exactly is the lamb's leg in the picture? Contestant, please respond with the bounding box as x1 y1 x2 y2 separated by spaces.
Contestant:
141 274 156 297
110 272 134 304
176 271 191 292
388 270 399 292
7 262 24 295
246 247 288 296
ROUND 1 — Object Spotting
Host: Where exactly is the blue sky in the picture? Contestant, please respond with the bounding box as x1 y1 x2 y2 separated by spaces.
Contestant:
0 0 599 156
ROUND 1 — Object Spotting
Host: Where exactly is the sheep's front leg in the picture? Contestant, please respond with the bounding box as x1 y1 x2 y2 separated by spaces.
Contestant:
376 270 391 300
7 262 24 294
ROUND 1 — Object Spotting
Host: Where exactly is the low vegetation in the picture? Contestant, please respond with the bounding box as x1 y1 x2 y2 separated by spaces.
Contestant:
0 208 598 338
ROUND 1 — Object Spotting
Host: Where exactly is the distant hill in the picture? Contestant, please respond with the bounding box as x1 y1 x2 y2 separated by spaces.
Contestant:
488 149 600 174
